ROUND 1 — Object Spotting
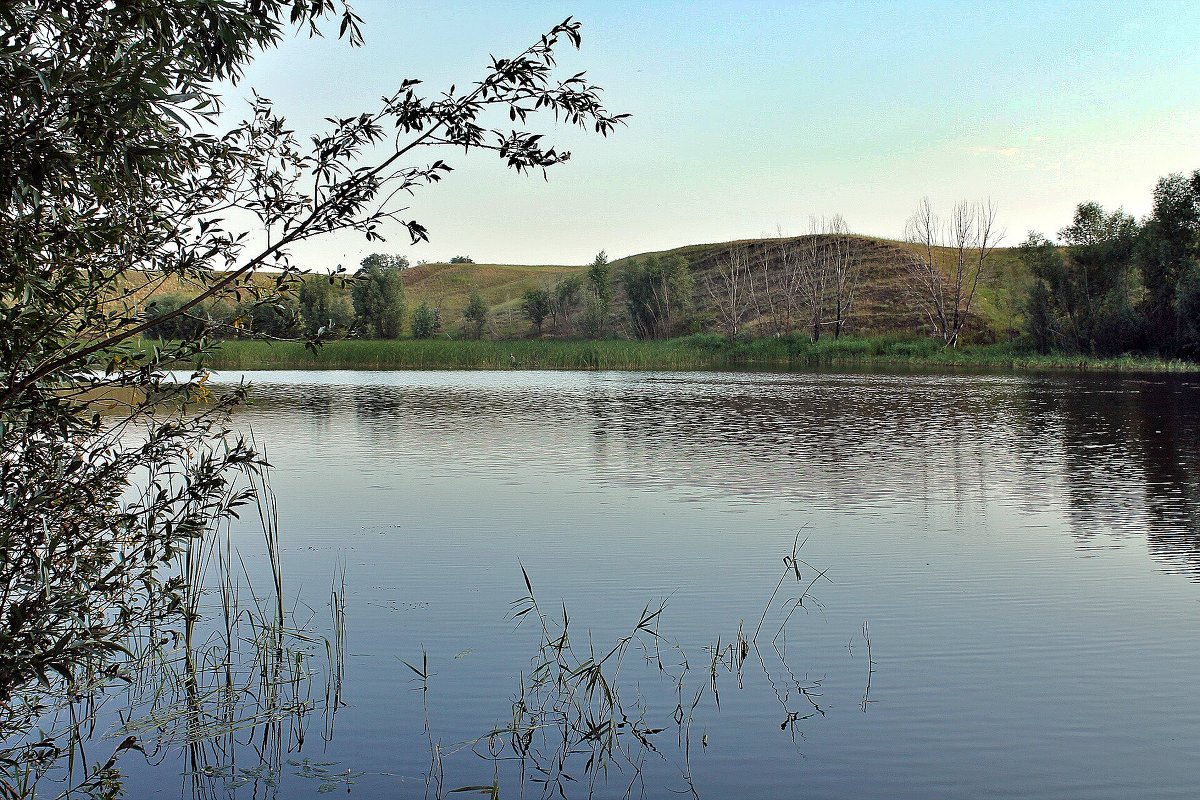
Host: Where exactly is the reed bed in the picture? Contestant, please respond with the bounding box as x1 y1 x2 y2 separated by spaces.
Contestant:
202 335 1200 374
205 338 723 371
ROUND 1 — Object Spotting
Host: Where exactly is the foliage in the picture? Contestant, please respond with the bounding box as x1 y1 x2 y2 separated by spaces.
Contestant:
622 254 693 339
521 287 553 334
411 300 442 339
351 253 407 338
1177 262 1200 358
299 276 356 337
551 275 584 332
462 290 489 339
586 250 612 304
0 0 625 790
146 293 208 340
1021 203 1142 355
1018 233 1066 354
449 255 475 264
1139 170 1200 345
1020 171 1200 358
581 250 613 337
240 293 301 338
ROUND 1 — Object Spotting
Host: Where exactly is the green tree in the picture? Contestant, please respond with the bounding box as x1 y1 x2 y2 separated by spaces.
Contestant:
522 287 553 334
463 290 490 339
1058 202 1143 354
1139 171 1200 348
552 275 584 332
0 2 624 788
146 293 207 340
582 250 613 337
411 301 442 338
242 293 301 338
1019 204 1142 355
622 254 693 339
1018 233 1066 354
449 255 475 264
352 253 408 338
1177 263 1200 357
299 276 356 337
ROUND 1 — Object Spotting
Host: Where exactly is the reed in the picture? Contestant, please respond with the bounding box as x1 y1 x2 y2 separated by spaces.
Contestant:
200 335 1200 373
408 534 848 798
1 470 346 799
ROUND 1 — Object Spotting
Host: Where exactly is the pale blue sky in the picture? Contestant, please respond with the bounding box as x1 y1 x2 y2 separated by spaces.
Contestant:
234 0 1200 266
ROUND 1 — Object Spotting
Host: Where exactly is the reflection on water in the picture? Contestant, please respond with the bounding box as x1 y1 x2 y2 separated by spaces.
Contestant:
76 368 1200 799
241 369 1200 575
1023 377 1200 573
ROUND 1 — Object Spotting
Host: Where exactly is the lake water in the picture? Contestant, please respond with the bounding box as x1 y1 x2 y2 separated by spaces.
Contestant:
118 368 1200 799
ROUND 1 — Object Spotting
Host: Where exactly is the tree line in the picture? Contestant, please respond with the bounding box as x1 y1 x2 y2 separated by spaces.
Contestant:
1019 170 1200 358
141 172 1200 357
146 253 446 340
143 224 869 343
704 219 864 341
520 249 698 340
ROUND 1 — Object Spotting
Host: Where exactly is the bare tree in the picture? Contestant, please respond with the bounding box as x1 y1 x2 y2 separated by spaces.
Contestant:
796 217 837 341
902 198 1001 347
743 240 777 336
826 215 862 338
706 246 756 337
749 222 856 341
738 230 800 338
769 230 806 336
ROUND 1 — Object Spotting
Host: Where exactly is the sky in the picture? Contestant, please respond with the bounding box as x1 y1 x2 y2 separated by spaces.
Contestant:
230 0 1200 268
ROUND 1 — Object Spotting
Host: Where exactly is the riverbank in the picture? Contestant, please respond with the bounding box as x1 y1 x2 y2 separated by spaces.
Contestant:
201 335 1200 373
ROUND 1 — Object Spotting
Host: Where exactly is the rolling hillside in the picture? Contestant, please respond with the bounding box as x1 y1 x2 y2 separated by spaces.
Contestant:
401 261 584 336
603 236 1029 342
129 236 1032 342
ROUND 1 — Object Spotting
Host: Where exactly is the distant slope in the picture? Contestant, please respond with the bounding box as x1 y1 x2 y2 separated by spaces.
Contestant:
608 236 1029 341
128 236 1031 342
401 261 584 336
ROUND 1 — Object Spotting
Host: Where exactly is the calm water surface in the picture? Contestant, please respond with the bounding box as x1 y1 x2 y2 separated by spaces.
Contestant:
127 369 1200 798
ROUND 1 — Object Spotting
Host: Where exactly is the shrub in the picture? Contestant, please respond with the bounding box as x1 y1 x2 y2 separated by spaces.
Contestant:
411 301 442 339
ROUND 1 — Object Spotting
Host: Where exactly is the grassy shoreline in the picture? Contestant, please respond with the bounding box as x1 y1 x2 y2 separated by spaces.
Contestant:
200 335 1200 374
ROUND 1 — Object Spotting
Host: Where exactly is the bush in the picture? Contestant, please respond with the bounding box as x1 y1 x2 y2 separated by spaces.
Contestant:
243 295 301 338
145 294 206 340
463 291 489 339
521 288 552 334
352 254 407 338
299 277 355 337
621 254 692 339
411 301 442 339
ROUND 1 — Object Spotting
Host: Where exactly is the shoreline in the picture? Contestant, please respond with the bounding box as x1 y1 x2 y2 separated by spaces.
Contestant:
198 336 1200 375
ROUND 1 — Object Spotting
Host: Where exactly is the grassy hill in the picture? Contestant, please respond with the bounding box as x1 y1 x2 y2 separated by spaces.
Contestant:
610 235 1029 342
129 235 1033 343
401 261 584 336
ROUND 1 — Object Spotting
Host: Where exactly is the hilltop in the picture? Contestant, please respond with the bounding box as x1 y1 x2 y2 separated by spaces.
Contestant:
405 236 1029 342
401 261 586 336
125 234 1032 343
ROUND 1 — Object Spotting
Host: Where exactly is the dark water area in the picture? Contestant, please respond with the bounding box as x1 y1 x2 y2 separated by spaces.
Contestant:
115 369 1200 798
